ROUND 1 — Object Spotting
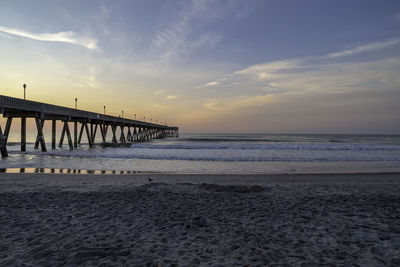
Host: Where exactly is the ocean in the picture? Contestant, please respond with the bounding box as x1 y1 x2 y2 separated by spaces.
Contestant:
1 133 400 174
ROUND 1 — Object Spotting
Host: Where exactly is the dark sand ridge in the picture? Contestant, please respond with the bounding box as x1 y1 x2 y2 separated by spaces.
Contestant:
0 173 399 265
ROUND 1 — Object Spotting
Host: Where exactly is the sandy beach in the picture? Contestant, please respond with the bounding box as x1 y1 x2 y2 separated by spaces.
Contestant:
0 172 399 266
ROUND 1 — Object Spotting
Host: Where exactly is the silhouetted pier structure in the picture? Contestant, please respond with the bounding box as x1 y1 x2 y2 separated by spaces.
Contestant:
0 95 179 157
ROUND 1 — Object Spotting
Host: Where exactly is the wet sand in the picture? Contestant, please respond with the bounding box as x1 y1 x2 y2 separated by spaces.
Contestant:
0 173 399 266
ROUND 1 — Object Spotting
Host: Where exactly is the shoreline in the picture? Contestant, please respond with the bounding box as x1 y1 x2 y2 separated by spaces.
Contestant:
1 166 400 176
1 172 400 194
1 173 399 265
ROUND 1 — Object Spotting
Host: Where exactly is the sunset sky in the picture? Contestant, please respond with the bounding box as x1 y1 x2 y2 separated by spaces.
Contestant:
1 0 400 133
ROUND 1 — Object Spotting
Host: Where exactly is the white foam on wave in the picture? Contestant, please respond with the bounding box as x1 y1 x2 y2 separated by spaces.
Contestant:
131 142 400 151
8 145 400 162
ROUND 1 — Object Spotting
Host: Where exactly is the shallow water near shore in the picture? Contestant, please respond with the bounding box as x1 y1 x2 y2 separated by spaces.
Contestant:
2 133 400 173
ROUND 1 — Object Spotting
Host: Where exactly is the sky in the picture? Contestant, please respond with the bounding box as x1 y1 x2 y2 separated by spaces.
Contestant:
0 0 400 134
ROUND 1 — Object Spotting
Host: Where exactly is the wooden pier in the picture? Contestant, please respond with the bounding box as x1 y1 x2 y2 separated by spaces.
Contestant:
0 95 179 157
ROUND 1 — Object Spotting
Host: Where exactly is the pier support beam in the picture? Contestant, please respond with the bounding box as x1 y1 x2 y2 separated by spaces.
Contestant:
21 117 26 152
84 122 93 148
133 127 137 141
0 125 8 157
120 125 126 143
34 119 45 149
60 121 74 150
91 123 98 143
100 124 106 142
90 123 94 142
138 127 142 141
34 117 47 152
78 122 84 144
65 122 73 150
4 118 12 144
52 120 56 149
111 124 117 143
127 127 132 142
103 125 109 142
59 122 65 148
74 121 78 148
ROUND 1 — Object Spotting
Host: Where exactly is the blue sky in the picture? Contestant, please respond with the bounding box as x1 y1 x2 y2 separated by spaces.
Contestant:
0 0 400 133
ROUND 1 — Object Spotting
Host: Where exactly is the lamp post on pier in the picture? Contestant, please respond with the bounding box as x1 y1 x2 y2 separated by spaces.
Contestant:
23 84 26 100
75 98 77 110
104 106 106 115
134 114 136 120
122 110 124 118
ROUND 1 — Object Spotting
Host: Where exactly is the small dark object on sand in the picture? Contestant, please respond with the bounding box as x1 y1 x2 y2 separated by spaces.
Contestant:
148 178 153 183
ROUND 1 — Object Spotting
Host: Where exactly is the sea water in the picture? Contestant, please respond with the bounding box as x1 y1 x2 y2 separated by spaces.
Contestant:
1 133 400 174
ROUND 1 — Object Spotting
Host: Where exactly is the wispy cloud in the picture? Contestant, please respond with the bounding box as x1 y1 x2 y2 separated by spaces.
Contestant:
151 3 221 63
202 38 400 89
150 0 259 63
166 95 177 100
196 57 400 121
199 81 219 88
0 26 99 51
74 67 99 88
327 38 400 58
195 38 400 117
233 59 303 80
